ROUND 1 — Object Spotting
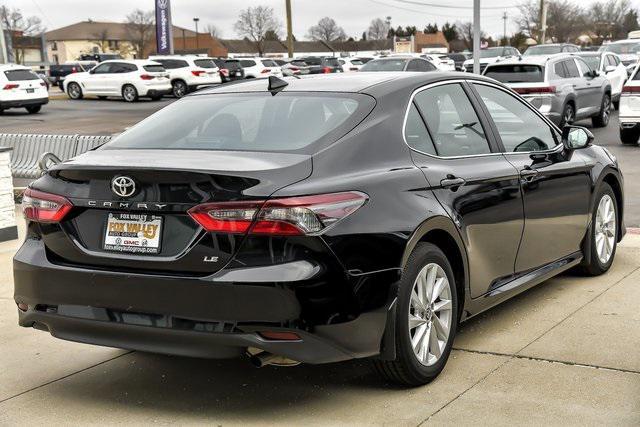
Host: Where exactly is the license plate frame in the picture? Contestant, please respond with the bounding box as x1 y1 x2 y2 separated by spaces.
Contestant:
26 88 34 93
103 212 163 254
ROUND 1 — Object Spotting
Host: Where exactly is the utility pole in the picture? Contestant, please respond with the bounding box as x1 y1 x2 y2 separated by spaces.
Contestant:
538 0 547 44
473 0 480 74
285 0 293 58
502 12 508 45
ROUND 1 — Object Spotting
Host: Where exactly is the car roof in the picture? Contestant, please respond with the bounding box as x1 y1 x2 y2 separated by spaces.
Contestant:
0 63 31 71
608 39 640 44
486 53 574 67
194 72 495 96
100 59 160 65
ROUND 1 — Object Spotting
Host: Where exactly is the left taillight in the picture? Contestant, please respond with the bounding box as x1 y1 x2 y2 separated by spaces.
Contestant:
188 192 368 236
22 188 73 223
140 74 154 80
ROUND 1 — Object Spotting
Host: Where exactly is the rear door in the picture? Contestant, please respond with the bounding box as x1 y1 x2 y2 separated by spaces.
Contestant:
470 81 592 272
406 81 524 298
574 57 602 116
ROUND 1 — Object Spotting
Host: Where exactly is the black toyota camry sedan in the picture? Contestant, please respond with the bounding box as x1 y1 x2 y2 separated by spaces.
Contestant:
14 72 624 386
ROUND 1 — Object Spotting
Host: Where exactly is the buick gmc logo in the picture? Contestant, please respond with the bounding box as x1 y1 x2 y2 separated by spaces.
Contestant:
111 176 136 198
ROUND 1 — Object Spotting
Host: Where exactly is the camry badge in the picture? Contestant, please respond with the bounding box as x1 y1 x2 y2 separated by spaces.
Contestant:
111 176 136 198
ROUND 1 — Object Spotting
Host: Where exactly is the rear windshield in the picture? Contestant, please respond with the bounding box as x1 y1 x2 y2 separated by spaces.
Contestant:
523 45 562 56
240 60 256 67
5 69 39 81
143 65 166 73
261 59 278 67
324 58 340 66
104 93 374 154
303 57 322 65
194 59 216 68
484 64 544 83
479 48 505 58
350 59 363 65
225 60 241 70
602 42 640 54
361 59 407 71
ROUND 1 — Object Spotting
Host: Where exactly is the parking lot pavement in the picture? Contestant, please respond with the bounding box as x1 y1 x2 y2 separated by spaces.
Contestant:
0 98 174 135
0 216 638 425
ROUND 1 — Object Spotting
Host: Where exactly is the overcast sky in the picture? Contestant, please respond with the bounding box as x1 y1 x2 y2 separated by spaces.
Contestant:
4 0 634 40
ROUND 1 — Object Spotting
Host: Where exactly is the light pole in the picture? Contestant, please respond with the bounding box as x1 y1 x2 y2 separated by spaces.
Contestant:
285 0 293 58
193 17 200 49
473 0 480 74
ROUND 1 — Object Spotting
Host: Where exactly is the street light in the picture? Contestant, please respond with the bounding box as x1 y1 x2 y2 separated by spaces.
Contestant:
193 17 200 49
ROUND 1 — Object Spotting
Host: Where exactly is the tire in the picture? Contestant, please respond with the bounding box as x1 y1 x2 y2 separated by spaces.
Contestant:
579 183 618 276
25 105 41 114
592 93 611 128
122 84 138 102
559 103 574 128
171 80 188 98
67 82 83 100
373 243 459 386
620 127 640 145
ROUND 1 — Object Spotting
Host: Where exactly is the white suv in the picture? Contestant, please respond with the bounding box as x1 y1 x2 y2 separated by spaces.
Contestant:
0 64 49 114
64 60 171 102
148 55 222 98
238 58 283 79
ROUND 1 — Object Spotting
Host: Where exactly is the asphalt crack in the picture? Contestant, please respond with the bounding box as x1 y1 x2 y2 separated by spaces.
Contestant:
0 351 133 405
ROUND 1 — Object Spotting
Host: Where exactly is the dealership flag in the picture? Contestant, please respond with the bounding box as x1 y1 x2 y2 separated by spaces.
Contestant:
155 0 174 54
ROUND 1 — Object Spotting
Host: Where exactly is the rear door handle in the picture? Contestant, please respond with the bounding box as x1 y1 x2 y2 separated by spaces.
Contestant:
440 176 466 189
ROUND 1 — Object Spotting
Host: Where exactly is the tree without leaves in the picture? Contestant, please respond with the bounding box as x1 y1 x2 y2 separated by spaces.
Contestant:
457 21 487 50
367 18 389 40
205 23 220 39
125 9 154 57
0 5 44 63
307 17 346 43
234 5 281 56
516 0 586 43
622 9 640 35
587 0 634 42
92 29 110 53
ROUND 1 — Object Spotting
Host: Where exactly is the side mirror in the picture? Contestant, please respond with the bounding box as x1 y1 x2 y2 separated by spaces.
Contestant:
590 70 600 78
562 125 594 150
605 65 617 73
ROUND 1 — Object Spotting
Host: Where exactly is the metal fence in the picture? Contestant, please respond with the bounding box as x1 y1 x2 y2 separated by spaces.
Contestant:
0 134 112 188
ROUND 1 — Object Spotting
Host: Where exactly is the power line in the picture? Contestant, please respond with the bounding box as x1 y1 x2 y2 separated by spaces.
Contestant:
393 0 520 10
30 0 54 28
366 0 505 19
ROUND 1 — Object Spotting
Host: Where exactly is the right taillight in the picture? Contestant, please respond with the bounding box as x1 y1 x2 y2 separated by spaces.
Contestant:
140 74 154 80
622 85 640 94
188 192 368 236
220 68 229 76
22 188 73 223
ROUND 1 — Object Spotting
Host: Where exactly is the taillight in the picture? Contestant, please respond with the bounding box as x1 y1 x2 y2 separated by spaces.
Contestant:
322 66 331 73
220 68 229 76
513 86 556 95
622 85 640 94
3 84 18 90
191 70 205 76
188 192 368 236
71 67 77 73
290 66 299 71
140 74 154 80
261 68 271 74
22 188 72 223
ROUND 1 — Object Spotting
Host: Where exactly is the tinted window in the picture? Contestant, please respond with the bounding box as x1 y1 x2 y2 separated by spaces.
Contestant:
564 60 580 77
105 93 373 154
224 60 241 71
474 84 557 152
324 58 340 66
194 59 216 68
350 59 363 65
485 64 544 83
155 59 188 69
302 57 322 65
575 58 592 75
240 60 256 67
360 59 408 71
579 56 600 71
261 59 278 67
143 65 165 73
414 83 490 157
92 63 112 74
553 62 568 78
113 63 138 73
406 59 435 72
4 69 39 81
404 104 436 155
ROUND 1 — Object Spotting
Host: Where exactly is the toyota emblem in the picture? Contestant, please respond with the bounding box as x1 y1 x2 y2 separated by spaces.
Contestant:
111 176 136 198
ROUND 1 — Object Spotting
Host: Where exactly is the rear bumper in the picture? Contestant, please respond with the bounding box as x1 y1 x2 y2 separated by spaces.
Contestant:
0 97 49 109
13 239 390 364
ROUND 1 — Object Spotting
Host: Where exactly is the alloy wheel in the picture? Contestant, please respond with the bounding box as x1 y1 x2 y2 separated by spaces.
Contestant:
564 105 574 125
601 96 611 125
173 81 187 98
68 84 80 99
408 263 453 367
595 194 616 264
123 86 136 102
